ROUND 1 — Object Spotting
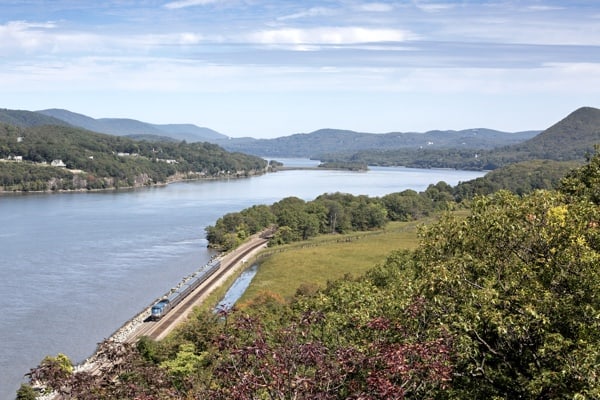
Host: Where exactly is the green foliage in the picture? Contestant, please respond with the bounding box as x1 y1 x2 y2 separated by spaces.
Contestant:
318 161 368 171
321 107 600 170
160 343 206 389
16 384 37 400
560 145 600 204
455 159 580 199
206 190 443 250
0 109 69 128
221 127 538 158
25 148 600 399
42 353 74 375
410 189 600 398
0 122 267 191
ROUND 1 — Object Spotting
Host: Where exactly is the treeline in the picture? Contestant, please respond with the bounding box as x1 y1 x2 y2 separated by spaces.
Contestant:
453 159 580 199
321 146 586 171
317 161 368 171
206 159 577 251
0 123 267 191
321 147 497 170
320 107 600 170
206 184 454 251
23 149 600 400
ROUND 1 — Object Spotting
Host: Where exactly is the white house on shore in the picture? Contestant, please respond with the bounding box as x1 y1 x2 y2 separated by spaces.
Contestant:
51 159 66 167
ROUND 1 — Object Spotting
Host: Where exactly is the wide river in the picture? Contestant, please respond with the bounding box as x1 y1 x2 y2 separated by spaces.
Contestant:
0 159 485 398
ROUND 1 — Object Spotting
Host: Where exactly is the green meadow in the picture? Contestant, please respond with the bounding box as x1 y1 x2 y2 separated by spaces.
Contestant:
236 219 426 305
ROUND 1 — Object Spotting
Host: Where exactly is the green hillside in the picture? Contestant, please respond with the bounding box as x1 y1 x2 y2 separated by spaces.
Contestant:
37 108 228 142
0 122 267 192
217 127 539 157
511 106 600 160
0 108 71 128
324 107 600 170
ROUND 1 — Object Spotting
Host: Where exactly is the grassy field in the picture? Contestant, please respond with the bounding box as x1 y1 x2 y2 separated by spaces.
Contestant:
235 219 428 306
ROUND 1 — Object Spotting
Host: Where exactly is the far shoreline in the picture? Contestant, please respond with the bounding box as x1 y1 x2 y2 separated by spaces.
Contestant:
0 168 271 196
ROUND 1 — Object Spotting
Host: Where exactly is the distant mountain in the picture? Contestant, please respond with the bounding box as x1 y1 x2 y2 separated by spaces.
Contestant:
0 108 71 128
36 109 228 142
216 128 540 158
320 107 600 170
1 108 539 159
153 124 225 142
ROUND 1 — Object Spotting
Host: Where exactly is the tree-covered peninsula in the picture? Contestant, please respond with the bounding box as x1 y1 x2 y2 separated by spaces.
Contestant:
0 122 268 192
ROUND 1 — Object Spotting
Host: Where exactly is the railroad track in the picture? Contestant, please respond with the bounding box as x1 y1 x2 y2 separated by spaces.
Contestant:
128 235 269 341
40 234 271 398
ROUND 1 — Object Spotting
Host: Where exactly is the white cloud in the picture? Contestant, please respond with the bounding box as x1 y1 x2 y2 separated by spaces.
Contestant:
526 5 565 11
0 21 54 51
0 20 210 56
0 20 105 54
176 32 203 45
163 0 221 10
277 7 335 21
414 2 455 13
355 3 394 13
248 27 417 45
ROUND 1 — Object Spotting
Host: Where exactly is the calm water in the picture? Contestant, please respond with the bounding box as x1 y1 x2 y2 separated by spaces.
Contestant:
0 161 484 398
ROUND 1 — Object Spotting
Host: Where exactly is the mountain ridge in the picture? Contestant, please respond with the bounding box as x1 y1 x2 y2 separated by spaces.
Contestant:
36 108 228 142
216 127 540 157
321 106 600 170
0 108 541 158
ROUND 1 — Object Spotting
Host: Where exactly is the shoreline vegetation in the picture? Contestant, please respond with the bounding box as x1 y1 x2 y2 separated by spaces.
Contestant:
20 151 600 398
0 163 269 194
0 162 373 194
0 122 270 193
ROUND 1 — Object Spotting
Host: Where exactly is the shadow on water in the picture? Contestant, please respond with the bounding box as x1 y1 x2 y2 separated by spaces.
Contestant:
214 263 259 312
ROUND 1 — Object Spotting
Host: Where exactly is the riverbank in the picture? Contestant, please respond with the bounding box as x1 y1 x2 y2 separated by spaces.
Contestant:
0 167 270 194
30 234 270 399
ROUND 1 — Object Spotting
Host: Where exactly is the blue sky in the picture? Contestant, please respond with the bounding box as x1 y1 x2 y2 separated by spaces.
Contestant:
1 1 599 138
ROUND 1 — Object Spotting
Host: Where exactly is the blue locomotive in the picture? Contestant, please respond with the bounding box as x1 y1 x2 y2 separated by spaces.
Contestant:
150 259 221 320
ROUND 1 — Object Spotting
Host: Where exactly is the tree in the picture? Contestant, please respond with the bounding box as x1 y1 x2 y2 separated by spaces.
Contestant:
411 190 600 398
350 197 388 230
560 146 600 203
16 384 37 400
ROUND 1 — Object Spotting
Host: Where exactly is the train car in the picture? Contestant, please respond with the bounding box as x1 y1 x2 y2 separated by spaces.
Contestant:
150 299 170 320
149 258 222 320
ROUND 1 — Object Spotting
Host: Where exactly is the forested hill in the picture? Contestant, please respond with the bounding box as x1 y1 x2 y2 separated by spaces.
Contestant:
0 108 71 128
37 108 228 143
510 106 600 160
216 127 539 157
0 122 267 192
322 106 600 170
1 108 539 157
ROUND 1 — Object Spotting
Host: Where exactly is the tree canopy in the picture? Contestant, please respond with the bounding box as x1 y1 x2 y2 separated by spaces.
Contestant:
0 122 267 191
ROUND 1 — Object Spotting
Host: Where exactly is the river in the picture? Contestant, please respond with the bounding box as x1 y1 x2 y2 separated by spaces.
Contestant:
0 160 485 398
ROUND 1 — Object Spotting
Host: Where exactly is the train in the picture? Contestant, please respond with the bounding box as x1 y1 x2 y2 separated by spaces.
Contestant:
150 259 221 320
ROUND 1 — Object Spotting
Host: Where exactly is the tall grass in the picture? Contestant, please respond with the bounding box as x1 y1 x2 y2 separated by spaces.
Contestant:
237 220 425 305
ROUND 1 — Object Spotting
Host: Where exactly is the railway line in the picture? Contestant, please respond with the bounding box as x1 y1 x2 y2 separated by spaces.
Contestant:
64 234 269 381
127 234 269 341
37 232 272 398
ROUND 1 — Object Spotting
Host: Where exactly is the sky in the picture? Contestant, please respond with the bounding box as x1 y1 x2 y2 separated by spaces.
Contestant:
1 1 599 138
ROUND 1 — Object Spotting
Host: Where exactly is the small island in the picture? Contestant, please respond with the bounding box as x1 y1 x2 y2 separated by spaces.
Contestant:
317 161 368 171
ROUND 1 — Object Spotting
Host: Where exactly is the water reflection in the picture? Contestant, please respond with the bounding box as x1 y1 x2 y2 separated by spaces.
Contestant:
215 263 259 311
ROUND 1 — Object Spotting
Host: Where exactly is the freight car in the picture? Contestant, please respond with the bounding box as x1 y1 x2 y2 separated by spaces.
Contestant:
150 259 221 320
